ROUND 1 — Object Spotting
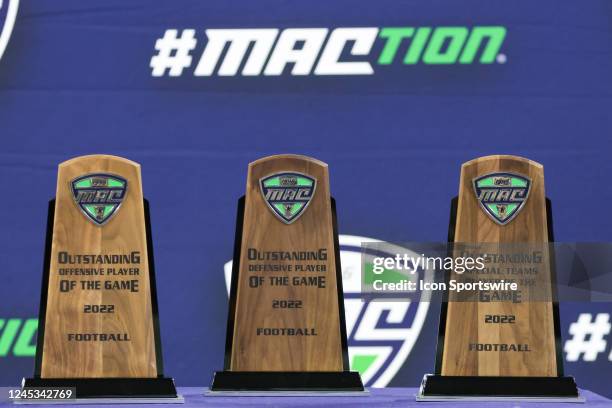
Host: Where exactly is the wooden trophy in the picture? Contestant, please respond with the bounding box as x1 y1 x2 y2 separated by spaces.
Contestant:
24 155 178 399
211 154 363 391
420 155 579 399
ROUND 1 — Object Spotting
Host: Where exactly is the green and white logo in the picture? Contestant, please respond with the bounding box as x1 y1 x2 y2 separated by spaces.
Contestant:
71 173 128 226
473 172 531 225
259 172 316 224
151 26 507 77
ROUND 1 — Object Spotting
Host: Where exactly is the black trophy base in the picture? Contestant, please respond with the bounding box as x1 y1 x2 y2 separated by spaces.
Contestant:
419 374 580 400
23 377 178 399
210 371 364 392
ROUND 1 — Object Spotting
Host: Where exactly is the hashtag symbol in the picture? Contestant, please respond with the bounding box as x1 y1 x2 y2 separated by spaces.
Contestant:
150 29 197 77
564 313 610 362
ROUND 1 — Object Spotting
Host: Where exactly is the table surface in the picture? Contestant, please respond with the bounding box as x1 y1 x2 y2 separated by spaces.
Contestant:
3 387 611 407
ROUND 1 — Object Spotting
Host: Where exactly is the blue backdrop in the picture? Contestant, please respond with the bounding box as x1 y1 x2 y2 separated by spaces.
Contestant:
1 0 611 398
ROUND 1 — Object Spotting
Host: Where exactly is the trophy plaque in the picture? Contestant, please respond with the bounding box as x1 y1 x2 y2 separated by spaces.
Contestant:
420 155 578 399
211 154 363 391
24 155 178 399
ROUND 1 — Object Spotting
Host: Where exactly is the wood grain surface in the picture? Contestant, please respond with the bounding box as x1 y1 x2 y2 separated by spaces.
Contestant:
41 155 157 378
441 155 557 377
229 154 344 371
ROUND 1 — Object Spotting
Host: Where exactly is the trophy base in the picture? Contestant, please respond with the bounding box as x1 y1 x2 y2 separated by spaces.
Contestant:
22 377 178 399
418 374 581 400
210 371 364 392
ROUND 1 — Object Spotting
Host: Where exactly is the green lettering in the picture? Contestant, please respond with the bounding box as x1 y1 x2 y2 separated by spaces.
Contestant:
378 27 414 65
423 27 468 64
13 319 37 357
459 26 506 63
404 27 431 64
0 319 21 357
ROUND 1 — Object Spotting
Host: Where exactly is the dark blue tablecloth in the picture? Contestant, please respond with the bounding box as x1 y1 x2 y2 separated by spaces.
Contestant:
198 387 608 407
199 387 611 407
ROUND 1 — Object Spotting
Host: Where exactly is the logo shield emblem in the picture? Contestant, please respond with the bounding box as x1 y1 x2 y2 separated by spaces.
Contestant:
259 172 316 224
71 173 128 226
473 172 531 225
